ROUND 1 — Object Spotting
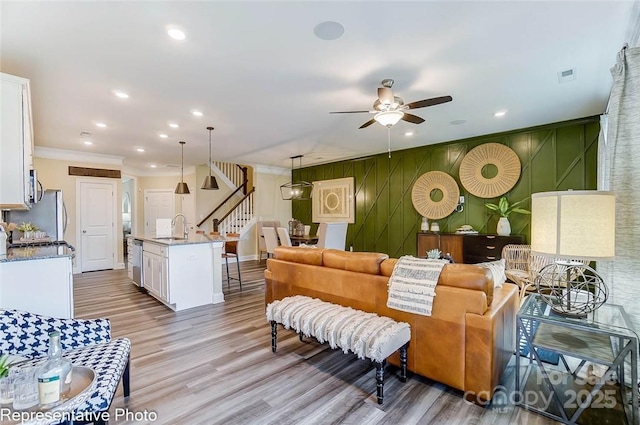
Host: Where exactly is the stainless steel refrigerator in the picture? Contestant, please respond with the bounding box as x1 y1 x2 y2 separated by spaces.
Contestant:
7 189 67 241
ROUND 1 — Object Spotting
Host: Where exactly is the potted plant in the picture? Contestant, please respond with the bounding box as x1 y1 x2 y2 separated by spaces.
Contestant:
16 222 39 240
0 354 15 403
485 196 530 236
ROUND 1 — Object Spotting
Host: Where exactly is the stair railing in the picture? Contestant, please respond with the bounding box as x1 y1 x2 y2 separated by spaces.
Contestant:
213 188 255 234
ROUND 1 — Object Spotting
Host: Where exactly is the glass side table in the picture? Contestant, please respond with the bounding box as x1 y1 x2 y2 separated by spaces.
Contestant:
516 294 639 425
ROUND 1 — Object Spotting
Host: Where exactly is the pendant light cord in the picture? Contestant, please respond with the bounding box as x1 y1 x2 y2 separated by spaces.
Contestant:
208 128 212 177
181 141 185 182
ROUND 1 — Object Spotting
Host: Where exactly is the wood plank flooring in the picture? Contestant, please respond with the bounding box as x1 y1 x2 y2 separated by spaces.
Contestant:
73 262 558 425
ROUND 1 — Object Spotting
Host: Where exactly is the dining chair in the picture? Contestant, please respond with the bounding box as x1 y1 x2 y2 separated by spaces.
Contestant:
316 222 348 250
257 220 281 261
276 227 292 247
223 233 242 290
262 227 280 258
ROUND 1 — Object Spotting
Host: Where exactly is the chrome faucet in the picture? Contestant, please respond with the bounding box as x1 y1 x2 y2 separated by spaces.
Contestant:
171 213 189 239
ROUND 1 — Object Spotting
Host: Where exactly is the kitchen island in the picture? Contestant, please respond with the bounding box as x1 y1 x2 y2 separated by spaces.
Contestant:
129 233 226 311
0 242 75 318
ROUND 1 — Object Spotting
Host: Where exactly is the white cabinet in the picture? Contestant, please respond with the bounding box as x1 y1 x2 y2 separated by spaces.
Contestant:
0 256 74 318
143 243 169 303
141 240 221 311
0 73 34 210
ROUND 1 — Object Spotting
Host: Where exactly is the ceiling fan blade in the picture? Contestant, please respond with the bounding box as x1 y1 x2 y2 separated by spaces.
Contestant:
329 110 371 114
378 87 394 105
402 113 425 124
359 119 376 129
405 95 453 110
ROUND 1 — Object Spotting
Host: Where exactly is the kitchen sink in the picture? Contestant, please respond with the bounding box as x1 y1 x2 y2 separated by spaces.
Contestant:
153 237 186 241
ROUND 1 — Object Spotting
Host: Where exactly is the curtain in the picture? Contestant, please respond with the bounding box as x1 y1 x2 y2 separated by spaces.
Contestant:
597 45 640 333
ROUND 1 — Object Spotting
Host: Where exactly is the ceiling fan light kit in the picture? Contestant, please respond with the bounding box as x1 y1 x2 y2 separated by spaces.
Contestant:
330 79 452 129
374 110 404 127
175 141 190 194
201 126 219 190
280 155 313 201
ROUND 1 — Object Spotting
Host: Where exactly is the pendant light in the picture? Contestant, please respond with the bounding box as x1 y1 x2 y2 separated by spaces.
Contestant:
201 126 219 190
280 155 313 200
175 141 190 194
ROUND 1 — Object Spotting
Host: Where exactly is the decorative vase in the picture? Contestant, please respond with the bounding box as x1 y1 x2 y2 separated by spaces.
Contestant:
497 217 511 236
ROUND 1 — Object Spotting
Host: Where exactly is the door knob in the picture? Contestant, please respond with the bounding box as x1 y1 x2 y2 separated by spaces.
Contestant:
82 230 87 233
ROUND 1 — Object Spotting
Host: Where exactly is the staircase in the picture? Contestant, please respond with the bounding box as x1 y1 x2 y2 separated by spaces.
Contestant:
197 162 255 237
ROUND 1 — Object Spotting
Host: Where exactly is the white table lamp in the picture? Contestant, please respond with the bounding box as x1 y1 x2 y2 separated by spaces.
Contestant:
531 190 615 317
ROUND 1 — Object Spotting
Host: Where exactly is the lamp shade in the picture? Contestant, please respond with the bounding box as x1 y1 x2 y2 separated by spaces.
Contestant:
201 175 219 190
175 182 190 194
531 190 615 261
374 110 404 127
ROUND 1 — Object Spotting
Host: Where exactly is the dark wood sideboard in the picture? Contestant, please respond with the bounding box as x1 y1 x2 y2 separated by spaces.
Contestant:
416 233 524 264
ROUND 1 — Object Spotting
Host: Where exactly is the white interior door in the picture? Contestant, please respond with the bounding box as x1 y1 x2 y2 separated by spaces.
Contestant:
144 190 175 236
79 180 115 272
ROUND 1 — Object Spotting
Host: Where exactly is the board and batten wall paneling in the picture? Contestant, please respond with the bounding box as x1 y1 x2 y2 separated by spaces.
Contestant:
293 116 599 257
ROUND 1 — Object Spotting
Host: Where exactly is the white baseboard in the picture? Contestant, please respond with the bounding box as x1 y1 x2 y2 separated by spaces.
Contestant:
213 293 225 304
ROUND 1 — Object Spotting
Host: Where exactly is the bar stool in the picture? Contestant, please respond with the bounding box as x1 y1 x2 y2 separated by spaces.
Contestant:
223 232 242 290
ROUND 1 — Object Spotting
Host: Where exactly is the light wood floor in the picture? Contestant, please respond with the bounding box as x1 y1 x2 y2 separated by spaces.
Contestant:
73 262 558 425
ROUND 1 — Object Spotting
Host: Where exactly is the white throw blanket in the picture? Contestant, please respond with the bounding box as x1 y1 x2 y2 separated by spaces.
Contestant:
386 256 447 316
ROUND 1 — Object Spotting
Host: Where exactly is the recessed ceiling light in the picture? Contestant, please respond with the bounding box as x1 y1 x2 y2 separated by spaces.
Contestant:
167 28 186 41
136 148 145 152
450 119 466 125
191 110 203 117
168 123 179 129
150 164 157 168
404 131 414 136
113 90 129 99
83 141 93 145
314 21 345 41
159 133 169 138
95 122 107 128
494 111 507 117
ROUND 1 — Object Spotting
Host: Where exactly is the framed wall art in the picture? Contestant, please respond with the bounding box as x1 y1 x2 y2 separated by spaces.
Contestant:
312 177 355 223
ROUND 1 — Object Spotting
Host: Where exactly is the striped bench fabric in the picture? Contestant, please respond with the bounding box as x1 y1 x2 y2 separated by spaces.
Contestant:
266 295 411 404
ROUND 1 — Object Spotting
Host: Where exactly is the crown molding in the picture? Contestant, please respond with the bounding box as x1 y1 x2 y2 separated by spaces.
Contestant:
121 165 196 178
35 146 124 165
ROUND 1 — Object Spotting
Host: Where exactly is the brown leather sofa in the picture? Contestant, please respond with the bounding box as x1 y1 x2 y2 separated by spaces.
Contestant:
265 246 519 403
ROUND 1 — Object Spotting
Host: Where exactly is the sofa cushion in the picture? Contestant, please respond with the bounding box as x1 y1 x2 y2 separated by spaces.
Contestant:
322 249 389 275
381 261 493 306
475 259 507 288
274 246 324 265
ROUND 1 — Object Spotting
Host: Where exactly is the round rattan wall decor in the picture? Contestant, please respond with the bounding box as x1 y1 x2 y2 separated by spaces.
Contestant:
459 143 521 198
411 171 460 219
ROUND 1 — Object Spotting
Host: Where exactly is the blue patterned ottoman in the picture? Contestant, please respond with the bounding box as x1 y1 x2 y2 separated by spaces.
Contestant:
0 309 131 425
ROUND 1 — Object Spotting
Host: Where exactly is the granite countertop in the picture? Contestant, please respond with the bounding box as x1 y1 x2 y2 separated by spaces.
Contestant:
128 233 227 246
1 243 75 263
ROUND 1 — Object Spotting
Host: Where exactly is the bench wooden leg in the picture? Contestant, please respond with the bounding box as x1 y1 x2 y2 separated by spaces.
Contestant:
123 355 131 397
271 320 278 352
400 343 408 383
375 360 386 405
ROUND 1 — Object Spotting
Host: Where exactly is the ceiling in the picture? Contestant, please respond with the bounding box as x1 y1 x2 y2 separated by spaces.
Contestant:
1 1 638 173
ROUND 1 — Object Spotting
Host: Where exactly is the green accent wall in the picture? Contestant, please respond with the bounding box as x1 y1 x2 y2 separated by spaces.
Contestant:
293 116 599 258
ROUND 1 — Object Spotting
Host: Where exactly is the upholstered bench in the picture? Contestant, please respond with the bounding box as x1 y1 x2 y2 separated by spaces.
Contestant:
0 309 131 425
266 295 411 404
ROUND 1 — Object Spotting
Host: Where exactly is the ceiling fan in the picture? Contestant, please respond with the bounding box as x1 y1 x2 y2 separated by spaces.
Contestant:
330 79 452 129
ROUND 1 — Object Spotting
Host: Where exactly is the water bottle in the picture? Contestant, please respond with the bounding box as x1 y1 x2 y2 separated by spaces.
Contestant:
37 331 72 408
